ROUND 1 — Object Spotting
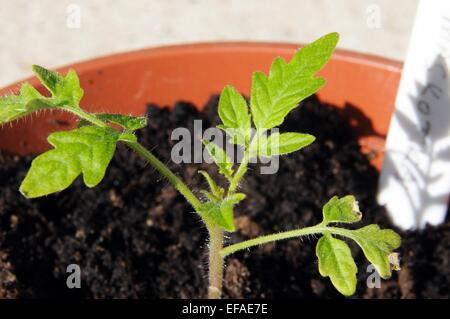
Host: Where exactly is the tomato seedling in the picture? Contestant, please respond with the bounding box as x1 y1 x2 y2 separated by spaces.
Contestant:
0 33 400 298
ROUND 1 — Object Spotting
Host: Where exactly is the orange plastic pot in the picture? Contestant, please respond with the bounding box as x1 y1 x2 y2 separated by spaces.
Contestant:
0 43 402 169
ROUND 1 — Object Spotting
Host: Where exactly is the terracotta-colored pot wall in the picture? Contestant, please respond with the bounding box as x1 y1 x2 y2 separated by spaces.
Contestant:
0 43 402 169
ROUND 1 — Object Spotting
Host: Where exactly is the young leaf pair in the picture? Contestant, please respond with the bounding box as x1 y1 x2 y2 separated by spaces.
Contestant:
317 196 400 296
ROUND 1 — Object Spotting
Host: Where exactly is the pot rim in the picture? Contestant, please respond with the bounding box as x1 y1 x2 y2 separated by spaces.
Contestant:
1 42 402 91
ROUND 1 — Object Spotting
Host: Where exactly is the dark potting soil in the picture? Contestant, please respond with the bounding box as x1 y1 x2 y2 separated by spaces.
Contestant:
0 95 449 299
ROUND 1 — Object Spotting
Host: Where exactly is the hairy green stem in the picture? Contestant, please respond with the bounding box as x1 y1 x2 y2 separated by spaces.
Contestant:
66 107 108 127
228 152 249 195
70 106 221 298
125 141 209 220
227 130 266 195
207 225 225 299
219 224 356 258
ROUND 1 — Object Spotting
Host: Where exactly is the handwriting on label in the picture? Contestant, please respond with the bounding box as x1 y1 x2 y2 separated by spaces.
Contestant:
378 0 450 229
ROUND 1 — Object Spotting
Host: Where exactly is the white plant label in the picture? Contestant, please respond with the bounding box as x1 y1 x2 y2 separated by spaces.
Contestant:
378 0 450 229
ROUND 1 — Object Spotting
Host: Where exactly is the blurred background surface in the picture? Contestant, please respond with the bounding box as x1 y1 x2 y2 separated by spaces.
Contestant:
0 0 417 87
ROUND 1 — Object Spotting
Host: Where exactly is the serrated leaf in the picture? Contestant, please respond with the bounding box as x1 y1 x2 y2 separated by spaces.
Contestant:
218 85 251 145
250 32 339 129
250 132 315 157
0 83 53 124
1 66 86 125
32 65 84 108
79 113 147 131
203 140 234 179
199 193 246 232
322 195 362 224
198 170 224 199
349 225 401 278
20 125 119 198
32 65 60 93
316 232 357 296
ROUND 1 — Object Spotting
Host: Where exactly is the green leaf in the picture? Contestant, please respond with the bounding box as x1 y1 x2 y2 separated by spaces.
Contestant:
200 190 220 203
200 193 246 232
117 132 138 143
250 32 339 129
224 193 246 204
250 132 315 157
0 83 52 124
79 113 147 131
198 170 224 199
316 232 357 296
218 194 244 231
1 66 86 125
32 65 60 94
322 195 362 225
350 225 401 278
20 125 119 198
200 202 233 231
32 65 84 108
203 140 234 179
218 85 251 145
